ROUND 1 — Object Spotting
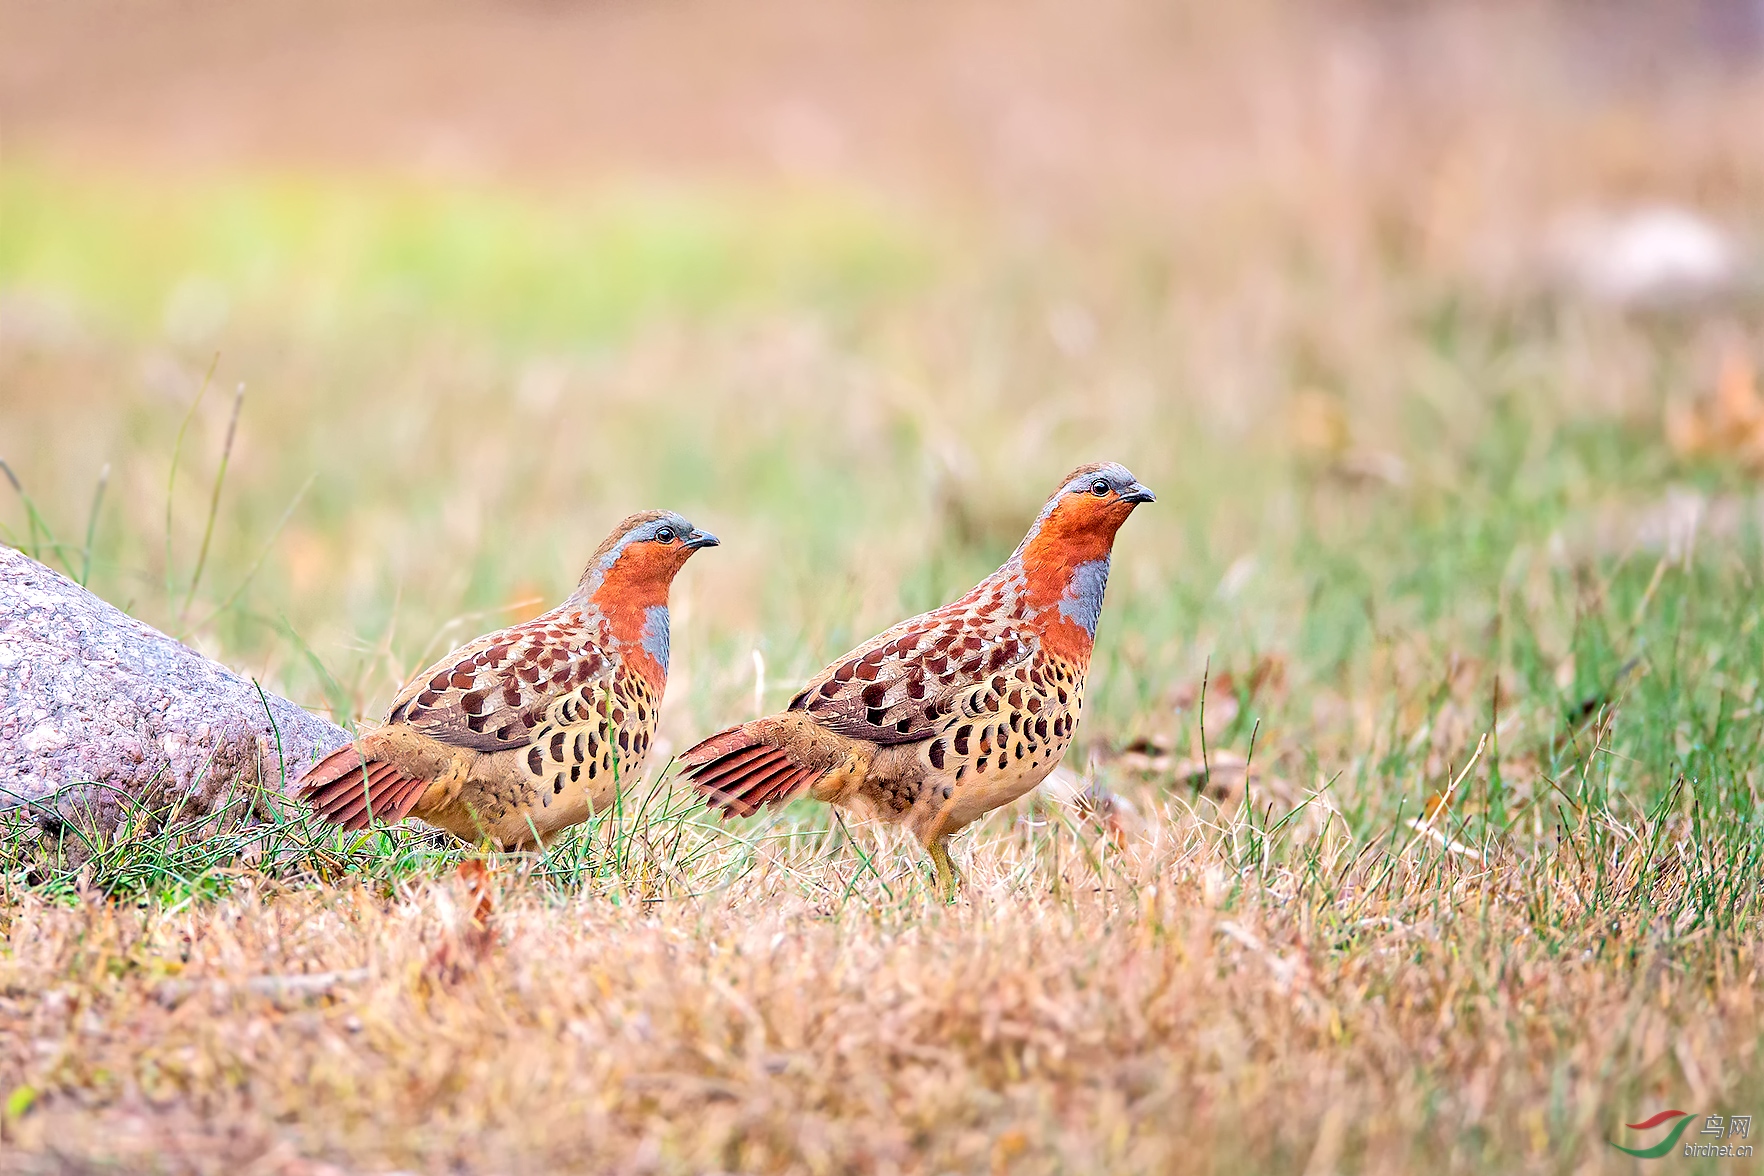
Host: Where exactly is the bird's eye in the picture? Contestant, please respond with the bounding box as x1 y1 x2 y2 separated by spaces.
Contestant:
655 527 676 544
1090 479 1111 497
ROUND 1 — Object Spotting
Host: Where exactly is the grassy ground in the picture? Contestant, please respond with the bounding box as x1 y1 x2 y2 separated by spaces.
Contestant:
3 11 1764 1168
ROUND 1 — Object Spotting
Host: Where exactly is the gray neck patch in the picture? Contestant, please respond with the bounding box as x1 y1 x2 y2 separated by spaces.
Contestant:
642 604 670 670
1058 557 1111 637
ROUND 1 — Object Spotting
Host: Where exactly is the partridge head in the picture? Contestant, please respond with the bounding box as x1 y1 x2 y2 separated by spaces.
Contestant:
678 462 1153 896
299 510 717 850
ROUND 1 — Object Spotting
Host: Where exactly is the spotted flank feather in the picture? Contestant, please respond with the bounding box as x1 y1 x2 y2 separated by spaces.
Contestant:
517 665 660 807
901 649 1084 801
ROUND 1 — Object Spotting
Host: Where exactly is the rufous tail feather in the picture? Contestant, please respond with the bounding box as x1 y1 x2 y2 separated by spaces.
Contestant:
679 723 821 817
298 744 428 830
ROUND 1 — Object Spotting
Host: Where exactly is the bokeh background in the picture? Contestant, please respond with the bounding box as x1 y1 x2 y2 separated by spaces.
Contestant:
2 0 1763 789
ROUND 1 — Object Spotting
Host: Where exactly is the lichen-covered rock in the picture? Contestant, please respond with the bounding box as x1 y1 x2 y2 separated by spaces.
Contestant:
0 545 348 833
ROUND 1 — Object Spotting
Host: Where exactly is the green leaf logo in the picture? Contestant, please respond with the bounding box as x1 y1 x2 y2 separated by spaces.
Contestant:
1610 1110 1695 1159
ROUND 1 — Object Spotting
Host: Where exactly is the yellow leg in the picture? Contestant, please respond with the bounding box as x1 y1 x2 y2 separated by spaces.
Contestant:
927 837 963 901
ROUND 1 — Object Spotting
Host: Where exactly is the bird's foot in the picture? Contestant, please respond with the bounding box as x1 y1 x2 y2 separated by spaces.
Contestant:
928 839 964 902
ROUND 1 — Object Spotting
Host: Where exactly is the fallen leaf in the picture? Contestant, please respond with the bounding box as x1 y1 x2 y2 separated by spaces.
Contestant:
1667 346 1764 471
427 859 497 983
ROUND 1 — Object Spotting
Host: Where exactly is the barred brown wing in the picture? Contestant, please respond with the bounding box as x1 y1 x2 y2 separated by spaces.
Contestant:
386 614 614 754
788 609 1033 745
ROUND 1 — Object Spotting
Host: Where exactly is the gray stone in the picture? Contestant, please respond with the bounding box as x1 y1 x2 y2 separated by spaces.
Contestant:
0 545 348 833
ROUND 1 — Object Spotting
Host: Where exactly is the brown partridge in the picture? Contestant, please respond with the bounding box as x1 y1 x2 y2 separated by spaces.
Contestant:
679 462 1153 895
298 511 717 850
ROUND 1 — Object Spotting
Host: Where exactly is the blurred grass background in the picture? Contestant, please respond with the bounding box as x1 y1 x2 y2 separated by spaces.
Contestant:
5 1 1764 1171
2 0 1763 853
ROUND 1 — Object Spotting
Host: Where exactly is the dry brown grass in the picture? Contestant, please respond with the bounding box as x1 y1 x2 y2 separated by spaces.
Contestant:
3 794 1756 1175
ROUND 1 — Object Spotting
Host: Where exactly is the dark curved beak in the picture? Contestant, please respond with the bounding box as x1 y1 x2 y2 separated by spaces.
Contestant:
1120 483 1156 504
685 529 720 549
